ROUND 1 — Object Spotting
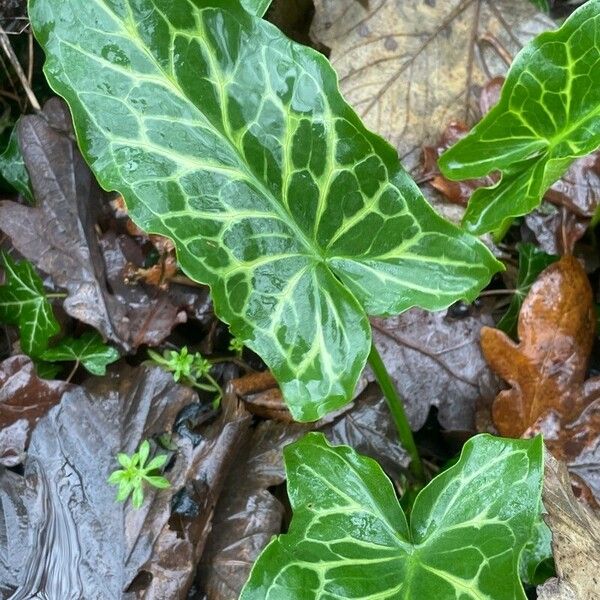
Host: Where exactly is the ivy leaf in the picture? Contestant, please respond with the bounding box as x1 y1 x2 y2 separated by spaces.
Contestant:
0 125 33 202
30 0 500 421
41 331 120 375
439 1 600 235
497 244 558 336
0 254 60 356
241 0 272 17
241 432 544 599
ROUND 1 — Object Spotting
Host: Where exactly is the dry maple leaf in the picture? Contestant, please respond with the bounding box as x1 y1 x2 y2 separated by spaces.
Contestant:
481 256 595 437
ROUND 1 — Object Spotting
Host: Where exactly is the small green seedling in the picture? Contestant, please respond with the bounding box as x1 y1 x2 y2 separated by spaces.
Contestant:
228 336 245 357
108 440 170 509
147 346 223 407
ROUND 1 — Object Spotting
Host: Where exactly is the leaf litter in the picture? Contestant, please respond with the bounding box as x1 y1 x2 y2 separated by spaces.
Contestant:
0 1 598 599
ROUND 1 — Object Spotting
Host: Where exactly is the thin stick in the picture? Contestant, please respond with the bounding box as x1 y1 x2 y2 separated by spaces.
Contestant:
66 360 80 383
368 341 426 484
0 25 40 111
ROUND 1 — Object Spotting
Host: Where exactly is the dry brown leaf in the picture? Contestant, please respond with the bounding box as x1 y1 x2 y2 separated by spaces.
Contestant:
481 256 595 437
311 0 552 170
536 454 600 600
482 256 600 501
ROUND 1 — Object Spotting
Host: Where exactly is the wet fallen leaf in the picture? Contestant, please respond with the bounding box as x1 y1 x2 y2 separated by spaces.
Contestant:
0 365 250 599
371 307 500 431
523 204 589 256
546 151 600 218
197 419 306 600
198 384 409 600
482 256 595 437
528 392 600 505
536 454 600 599
0 355 66 466
311 0 552 170
483 256 600 501
0 98 209 351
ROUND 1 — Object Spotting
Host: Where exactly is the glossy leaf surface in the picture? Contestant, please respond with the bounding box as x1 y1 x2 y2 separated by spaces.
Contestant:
41 330 120 375
0 254 59 356
439 0 600 234
241 432 543 599
241 0 272 17
30 0 499 420
0 126 33 202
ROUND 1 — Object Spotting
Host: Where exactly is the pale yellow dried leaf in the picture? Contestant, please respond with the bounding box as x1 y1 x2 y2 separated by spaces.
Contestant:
311 0 552 170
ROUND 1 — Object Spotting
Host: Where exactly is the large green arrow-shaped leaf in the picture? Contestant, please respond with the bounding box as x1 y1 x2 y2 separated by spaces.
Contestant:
30 0 500 420
439 0 600 235
240 0 272 17
241 432 544 600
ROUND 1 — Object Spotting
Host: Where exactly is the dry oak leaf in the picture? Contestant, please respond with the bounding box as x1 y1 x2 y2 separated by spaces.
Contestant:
481 256 595 438
310 0 552 170
536 454 600 600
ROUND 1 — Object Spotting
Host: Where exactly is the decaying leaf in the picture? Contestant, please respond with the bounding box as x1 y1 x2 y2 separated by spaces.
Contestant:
546 151 600 219
482 256 595 437
0 355 66 466
536 454 600 599
197 420 306 600
371 306 500 431
483 256 600 501
0 98 208 351
311 0 552 170
523 204 590 257
0 365 251 599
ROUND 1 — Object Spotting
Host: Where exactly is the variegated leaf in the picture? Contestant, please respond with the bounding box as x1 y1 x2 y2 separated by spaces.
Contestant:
30 0 500 420
241 432 544 599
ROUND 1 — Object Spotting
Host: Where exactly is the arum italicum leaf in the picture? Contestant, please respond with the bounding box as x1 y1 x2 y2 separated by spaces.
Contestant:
30 0 500 421
240 0 272 18
439 0 600 235
241 432 544 600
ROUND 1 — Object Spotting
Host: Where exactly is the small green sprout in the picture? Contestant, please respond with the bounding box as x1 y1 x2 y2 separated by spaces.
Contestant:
108 440 170 509
228 336 245 356
147 346 223 407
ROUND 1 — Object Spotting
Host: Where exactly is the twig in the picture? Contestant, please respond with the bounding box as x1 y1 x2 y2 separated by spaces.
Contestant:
0 24 40 111
66 360 80 383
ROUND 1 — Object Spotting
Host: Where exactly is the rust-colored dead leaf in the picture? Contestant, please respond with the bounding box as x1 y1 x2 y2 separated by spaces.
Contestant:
482 256 595 437
482 256 600 501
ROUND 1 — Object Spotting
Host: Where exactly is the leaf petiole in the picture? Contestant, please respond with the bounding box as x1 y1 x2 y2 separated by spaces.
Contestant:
367 341 425 485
